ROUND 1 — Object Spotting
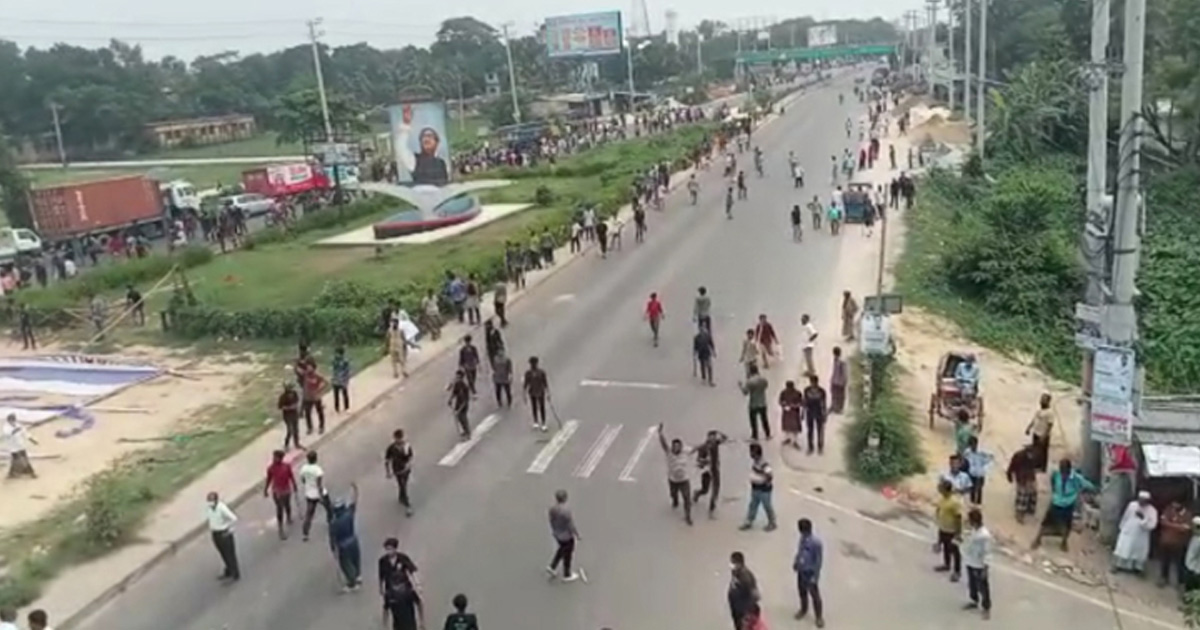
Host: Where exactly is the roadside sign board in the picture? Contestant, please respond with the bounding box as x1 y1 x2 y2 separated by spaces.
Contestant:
1090 344 1136 445
859 312 892 356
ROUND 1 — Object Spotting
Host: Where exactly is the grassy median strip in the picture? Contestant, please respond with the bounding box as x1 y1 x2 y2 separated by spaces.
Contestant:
843 355 926 485
0 122 715 610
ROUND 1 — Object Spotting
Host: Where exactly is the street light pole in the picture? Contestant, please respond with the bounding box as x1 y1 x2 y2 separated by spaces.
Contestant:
626 40 637 105
963 0 972 122
500 23 522 123
306 18 334 142
947 0 956 112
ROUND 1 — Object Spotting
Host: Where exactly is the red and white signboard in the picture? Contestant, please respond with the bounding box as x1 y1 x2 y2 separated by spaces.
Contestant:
243 163 330 197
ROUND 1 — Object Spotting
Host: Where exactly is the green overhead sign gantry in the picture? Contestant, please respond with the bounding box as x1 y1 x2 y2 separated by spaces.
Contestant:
735 44 898 64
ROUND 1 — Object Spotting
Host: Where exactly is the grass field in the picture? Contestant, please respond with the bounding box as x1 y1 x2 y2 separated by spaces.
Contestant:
24 163 248 190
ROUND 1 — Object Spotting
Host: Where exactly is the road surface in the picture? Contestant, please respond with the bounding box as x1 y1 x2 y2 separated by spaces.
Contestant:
75 74 1180 630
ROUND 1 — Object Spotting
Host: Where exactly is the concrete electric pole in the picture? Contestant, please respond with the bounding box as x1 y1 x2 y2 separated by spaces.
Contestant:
1079 0 1112 478
927 0 939 91
975 0 988 156
500 23 522 123
947 0 956 112
49 102 66 167
963 0 972 122
306 19 335 142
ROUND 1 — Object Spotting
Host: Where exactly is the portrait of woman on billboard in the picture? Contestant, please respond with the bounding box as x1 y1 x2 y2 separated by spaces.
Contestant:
390 102 450 187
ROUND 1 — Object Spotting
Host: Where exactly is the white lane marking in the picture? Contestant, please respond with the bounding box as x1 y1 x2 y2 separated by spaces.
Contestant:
619 427 657 482
789 488 1184 630
553 294 576 303
579 379 675 390
527 420 579 474
573 424 622 478
437 413 501 467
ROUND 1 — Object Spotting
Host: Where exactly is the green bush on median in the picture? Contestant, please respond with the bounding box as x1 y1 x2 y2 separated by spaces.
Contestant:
843 355 926 485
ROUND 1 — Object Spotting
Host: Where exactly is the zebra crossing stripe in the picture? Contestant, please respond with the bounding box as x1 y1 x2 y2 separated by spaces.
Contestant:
527 420 579 474
573 424 622 479
619 426 657 483
437 413 501 467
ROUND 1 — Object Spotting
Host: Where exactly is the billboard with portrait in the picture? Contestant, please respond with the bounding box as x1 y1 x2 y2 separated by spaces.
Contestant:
544 11 624 58
807 24 838 48
387 101 452 187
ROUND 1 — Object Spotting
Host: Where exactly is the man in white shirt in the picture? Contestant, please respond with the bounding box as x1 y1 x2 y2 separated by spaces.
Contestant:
962 507 993 619
299 450 328 541
831 186 844 210
4 413 37 479
0 608 18 630
206 491 240 581
801 314 819 376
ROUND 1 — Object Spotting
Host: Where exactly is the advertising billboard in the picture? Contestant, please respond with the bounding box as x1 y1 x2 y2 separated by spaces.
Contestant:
807 24 838 48
387 101 452 187
545 11 624 58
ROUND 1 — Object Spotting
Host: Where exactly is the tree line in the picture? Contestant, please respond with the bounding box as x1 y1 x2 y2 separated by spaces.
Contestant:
0 16 896 161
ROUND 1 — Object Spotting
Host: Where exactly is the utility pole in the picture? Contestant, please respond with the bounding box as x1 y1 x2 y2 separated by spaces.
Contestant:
626 39 637 101
696 33 704 75
947 0 956 112
1079 0 1112 478
501 23 522 123
49 102 66 167
790 23 796 48
963 0 973 123
975 0 988 156
306 19 334 142
927 0 939 92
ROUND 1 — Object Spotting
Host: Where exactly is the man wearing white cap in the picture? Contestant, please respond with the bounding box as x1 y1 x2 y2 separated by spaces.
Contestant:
1113 490 1158 573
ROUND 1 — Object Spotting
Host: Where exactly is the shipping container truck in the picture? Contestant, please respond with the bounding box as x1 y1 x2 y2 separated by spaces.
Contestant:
27 175 166 242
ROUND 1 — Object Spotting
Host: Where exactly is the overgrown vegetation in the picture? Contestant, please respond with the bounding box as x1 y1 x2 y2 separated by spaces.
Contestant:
844 356 926 484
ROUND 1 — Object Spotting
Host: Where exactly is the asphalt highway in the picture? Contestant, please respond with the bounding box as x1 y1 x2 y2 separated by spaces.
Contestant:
76 73 1180 630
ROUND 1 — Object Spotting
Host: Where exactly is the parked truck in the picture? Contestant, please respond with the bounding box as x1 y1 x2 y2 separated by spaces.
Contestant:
241 162 330 198
27 175 166 242
0 227 43 264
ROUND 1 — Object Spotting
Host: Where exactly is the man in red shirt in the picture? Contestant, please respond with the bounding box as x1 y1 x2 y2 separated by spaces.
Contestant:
754 314 779 369
301 365 327 435
645 293 665 347
263 449 298 540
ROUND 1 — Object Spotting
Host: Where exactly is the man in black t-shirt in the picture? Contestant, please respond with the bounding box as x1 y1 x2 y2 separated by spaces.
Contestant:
523 356 550 433
458 336 480 396
443 593 479 630
693 430 729 516
448 371 472 439
384 429 414 516
379 538 423 630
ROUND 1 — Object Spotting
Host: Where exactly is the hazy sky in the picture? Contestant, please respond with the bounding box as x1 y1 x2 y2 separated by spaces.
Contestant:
0 0 906 60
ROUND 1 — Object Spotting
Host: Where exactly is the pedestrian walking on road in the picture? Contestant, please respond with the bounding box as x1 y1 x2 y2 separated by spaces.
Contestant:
694 286 713 333
329 483 362 591
790 204 803 242
206 491 240 582
802 375 828 455
596 218 609 258
1033 458 1095 551
801 314 819 376
444 594 480 630
447 370 473 439
740 442 777 532
493 278 509 328
277 382 302 450
779 381 803 447
739 365 771 442
300 363 327 435
384 429 415 516
523 356 550 432
962 508 993 619
547 489 582 582
645 293 664 347
263 449 298 540
793 518 826 627
484 320 505 368
1005 444 1039 523
492 349 514 408
299 450 329 541
458 336 480 397
934 480 963 582
829 347 848 415
963 436 994 505
379 538 424 630
693 430 729 518
739 329 761 378
658 423 694 526
840 291 858 341
693 325 716 386
727 551 760 630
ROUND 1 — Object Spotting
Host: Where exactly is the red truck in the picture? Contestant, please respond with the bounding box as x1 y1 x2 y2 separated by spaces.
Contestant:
241 162 330 197
27 175 165 242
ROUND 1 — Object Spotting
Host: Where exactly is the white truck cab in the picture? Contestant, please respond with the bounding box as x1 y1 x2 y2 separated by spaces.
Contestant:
0 227 43 263
159 179 200 212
